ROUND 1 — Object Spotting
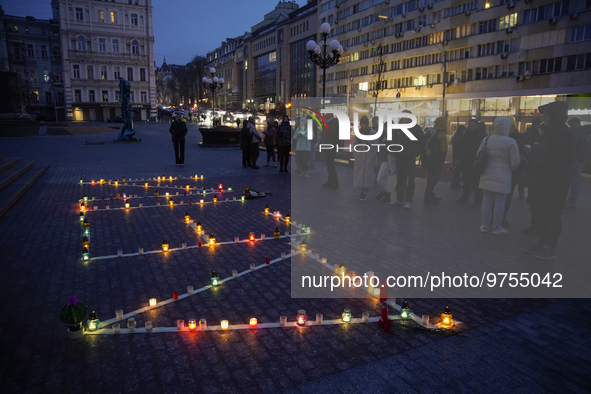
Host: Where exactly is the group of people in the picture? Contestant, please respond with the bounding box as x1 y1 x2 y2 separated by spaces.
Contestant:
240 116 291 172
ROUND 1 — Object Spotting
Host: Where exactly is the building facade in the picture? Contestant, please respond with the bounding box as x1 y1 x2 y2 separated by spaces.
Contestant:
0 6 64 118
318 0 591 129
51 0 157 121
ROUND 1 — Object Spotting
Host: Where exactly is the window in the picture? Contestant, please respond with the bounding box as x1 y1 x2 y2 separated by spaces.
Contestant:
130 92 135 102
77 36 86 50
30 71 37 82
100 66 107 79
28 44 34 57
32 90 39 102
75 8 83 21
141 91 147 102
140 68 146 81
13 25 18 32
87 65 94 79
499 13 518 29
567 53 591 70
58 92 64 103
113 39 119 53
99 38 106 52
110 11 117 23
89 90 96 102
571 24 591 43
114 66 121 80
45 92 52 104
131 40 139 54
73 65 80 78
43 71 50 82
115 92 121 102
130 14 138 26
102 90 109 102
75 89 81 102
127 67 134 81
97 10 104 22
41 46 48 58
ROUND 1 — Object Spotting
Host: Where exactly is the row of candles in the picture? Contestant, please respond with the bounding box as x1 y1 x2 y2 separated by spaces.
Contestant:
87 304 454 332
81 174 206 185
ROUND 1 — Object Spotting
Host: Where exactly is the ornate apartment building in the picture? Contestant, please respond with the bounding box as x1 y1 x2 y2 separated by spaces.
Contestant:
51 0 156 121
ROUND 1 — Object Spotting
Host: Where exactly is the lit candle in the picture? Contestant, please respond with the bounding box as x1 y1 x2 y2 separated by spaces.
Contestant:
285 213 291 223
264 205 269 214
79 212 85 222
88 311 99 331
440 305 453 328
82 247 90 261
186 184 190 190
79 177 83 184
400 300 410 319
213 197 217 203
211 270 219 286
321 258 327 265
188 319 197 330
145 182 149 187
208 234 216 245
227 185 232 192
249 232 255 241
162 239 169 252
274 228 280 238
297 310 307 326
196 221 202 232
218 184 223 191
249 318 257 327
149 298 157 307
125 200 130 209
185 212 190 222
200 199 204 204
200 173 203 180
342 308 352 322
221 320 229 330
82 236 90 248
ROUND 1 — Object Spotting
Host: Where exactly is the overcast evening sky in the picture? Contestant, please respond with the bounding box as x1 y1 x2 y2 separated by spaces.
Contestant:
1 0 306 66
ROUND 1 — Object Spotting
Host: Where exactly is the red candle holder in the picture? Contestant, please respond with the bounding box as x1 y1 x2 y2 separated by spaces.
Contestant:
173 292 178 300
249 232 255 241
218 184 223 190
189 201 193 205
184 192 186 196
101 196 104 200
198 241 202 247
266 258 270 264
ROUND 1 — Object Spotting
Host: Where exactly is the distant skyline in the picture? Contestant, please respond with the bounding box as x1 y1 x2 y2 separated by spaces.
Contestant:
1 0 307 66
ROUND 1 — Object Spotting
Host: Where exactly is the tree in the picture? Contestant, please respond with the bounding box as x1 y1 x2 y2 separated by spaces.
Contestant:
373 42 387 113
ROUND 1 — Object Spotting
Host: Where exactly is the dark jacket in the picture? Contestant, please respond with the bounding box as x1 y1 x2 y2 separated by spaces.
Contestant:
522 125 541 146
451 129 465 165
529 122 574 193
263 126 276 145
321 118 339 154
461 128 486 164
278 121 292 147
169 119 188 142
392 124 425 158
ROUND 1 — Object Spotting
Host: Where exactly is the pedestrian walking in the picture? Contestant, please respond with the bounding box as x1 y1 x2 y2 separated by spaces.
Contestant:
477 117 520 235
240 119 252 168
277 115 292 173
523 101 574 260
294 117 311 177
450 125 466 189
423 117 448 204
456 119 485 207
248 116 262 169
566 117 590 209
236 118 241 129
262 120 277 167
354 115 377 200
391 110 425 209
322 117 340 189
169 113 188 166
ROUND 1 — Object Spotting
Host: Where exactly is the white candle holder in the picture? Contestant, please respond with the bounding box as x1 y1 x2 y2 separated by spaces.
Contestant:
250 263 256 271
177 320 184 330
232 270 238 277
132 183 135 186
94 206 97 211
316 314 323 324
291 248 296 254
292 221 298 227
362 312 370 322
314 253 320 260
281 252 286 259
106 205 110 210
138 248 144 255
260 234 265 240
280 316 287 326
422 315 430 326
92 197 95 201
117 250 123 257
157 202 160 206
234 237 239 243
180 201 184 205
199 319 206 330
284 231 289 237
321 258 327 265
182 243 187 249
113 323 120 334
233 197 236 201
115 310 123 320
176 192 179 196
187 285 194 294
145 321 153 331
139 203 143 208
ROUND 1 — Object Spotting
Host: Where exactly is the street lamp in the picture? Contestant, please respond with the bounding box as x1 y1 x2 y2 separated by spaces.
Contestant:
307 23 343 107
412 24 447 117
202 67 224 125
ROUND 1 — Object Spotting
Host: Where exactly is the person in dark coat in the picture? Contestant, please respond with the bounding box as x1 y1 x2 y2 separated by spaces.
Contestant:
240 119 251 168
522 101 574 260
456 119 485 207
262 120 277 167
501 116 528 227
423 117 448 204
277 115 292 173
450 125 466 189
169 114 188 166
322 117 340 189
391 110 425 209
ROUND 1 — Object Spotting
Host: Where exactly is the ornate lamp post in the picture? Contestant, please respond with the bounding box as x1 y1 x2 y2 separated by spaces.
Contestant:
202 67 224 125
306 23 343 107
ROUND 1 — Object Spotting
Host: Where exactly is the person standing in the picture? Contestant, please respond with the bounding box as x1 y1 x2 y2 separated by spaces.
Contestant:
423 117 448 204
169 113 188 166
501 116 528 227
566 117 588 209
354 115 377 201
248 116 262 169
523 101 574 260
450 125 466 189
240 119 251 168
374 116 392 203
456 119 485 207
294 117 311 177
390 110 425 209
262 120 277 167
322 117 340 189
478 117 520 234
277 115 292 173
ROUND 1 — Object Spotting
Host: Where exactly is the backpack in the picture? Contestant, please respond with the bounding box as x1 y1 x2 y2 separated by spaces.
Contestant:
241 126 252 144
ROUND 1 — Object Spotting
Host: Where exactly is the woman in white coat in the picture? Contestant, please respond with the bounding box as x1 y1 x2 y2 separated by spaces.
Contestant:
478 117 520 234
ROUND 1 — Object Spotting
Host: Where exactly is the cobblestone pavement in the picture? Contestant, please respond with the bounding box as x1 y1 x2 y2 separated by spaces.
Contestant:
0 123 589 393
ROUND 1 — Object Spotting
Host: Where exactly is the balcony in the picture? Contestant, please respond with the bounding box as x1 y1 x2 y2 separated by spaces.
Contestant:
68 49 148 62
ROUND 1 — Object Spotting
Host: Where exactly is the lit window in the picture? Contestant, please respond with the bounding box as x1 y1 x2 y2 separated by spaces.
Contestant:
110 11 117 23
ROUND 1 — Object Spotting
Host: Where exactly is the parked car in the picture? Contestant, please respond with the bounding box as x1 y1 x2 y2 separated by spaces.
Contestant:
172 110 187 119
